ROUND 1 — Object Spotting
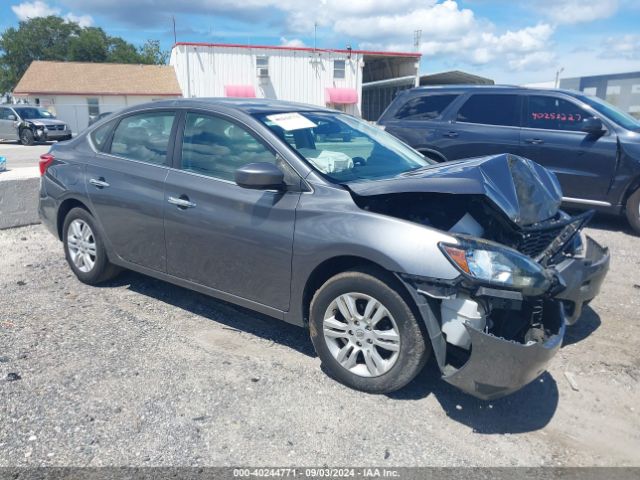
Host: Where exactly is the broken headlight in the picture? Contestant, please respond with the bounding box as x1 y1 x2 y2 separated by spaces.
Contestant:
440 239 553 296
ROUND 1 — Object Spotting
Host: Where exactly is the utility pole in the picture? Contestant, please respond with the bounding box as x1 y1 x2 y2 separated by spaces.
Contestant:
413 29 422 52
314 21 318 52
172 16 177 44
555 67 565 88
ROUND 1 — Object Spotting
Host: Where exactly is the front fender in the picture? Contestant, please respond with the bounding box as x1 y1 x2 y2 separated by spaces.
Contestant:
287 183 460 324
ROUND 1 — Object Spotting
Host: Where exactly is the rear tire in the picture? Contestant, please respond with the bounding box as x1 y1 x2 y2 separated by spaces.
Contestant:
62 207 121 284
626 188 640 234
20 129 35 146
309 267 430 393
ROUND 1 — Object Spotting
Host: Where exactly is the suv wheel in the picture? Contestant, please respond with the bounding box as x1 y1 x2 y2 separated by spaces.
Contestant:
626 188 640 234
309 268 430 393
62 207 120 284
20 129 35 146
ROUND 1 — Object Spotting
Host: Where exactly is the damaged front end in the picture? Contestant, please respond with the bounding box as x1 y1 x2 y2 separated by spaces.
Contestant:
349 153 610 399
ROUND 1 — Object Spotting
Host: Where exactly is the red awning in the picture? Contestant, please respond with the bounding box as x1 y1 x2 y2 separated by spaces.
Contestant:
325 87 358 105
224 85 256 98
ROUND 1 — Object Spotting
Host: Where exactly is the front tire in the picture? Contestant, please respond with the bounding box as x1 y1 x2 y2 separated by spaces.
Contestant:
626 188 640 235
309 268 430 393
20 129 35 146
62 207 120 284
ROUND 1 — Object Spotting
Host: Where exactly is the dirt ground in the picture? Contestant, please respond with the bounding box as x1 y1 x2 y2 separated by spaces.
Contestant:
1 217 639 467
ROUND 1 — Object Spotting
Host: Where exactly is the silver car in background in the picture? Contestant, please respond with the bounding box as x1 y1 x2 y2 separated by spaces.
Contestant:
0 105 72 145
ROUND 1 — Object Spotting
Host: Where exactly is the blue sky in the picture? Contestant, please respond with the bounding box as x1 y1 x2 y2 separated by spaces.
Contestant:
1 0 639 84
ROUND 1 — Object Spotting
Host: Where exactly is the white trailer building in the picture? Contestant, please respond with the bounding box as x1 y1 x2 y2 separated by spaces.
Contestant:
170 42 421 120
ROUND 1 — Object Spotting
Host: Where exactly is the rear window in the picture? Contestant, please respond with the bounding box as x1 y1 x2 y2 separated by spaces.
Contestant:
90 120 116 152
394 94 459 120
456 94 521 127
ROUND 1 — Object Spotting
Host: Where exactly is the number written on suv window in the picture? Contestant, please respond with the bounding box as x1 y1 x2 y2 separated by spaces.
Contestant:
527 96 593 132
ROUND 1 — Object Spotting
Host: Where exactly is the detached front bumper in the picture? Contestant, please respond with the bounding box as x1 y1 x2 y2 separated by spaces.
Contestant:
407 235 609 400
442 301 565 400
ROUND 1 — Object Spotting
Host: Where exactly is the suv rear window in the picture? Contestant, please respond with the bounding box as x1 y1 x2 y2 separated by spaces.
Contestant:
395 94 459 120
456 94 520 127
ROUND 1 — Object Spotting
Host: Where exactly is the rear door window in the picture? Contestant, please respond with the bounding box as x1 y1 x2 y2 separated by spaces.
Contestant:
456 94 521 127
394 94 459 120
526 95 592 132
109 112 175 164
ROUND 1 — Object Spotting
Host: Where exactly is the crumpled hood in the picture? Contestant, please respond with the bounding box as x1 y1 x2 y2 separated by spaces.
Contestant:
346 153 563 227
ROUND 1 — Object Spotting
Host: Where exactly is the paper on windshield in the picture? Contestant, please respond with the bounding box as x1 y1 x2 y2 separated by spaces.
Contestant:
266 112 316 131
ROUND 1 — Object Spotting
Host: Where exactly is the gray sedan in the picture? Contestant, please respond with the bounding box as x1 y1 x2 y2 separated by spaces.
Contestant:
37 98 609 399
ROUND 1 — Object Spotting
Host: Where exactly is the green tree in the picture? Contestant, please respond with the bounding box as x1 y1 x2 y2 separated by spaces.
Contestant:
138 40 169 65
0 16 80 92
69 27 109 63
0 15 167 93
106 37 142 63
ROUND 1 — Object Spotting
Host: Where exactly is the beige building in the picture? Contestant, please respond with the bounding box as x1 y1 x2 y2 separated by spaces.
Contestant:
13 61 182 133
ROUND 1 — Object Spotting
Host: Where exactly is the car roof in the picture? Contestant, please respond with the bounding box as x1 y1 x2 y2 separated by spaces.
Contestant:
406 85 583 96
130 97 335 115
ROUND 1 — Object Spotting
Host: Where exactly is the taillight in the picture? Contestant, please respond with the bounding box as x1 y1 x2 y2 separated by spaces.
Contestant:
39 153 54 176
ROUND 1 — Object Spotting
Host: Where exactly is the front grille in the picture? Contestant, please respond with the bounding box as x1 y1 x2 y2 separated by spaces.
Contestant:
516 225 565 258
515 211 593 261
46 125 64 131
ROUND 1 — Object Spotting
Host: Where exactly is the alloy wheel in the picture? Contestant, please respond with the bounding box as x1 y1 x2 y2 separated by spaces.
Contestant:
323 292 401 377
67 219 97 273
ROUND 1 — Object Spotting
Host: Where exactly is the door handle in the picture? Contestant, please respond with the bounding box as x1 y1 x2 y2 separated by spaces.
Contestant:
443 131 459 138
524 138 544 145
89 178 110 188
168 196 196 209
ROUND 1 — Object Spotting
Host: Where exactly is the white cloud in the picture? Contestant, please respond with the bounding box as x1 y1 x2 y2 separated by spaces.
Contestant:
64 12 93 27
538 0 619 25
11 1 60 20
601 34 640 60
352 2 556 73
280 37 305 48
64 12 94 27
334 1 474 40
508 51 557 71
56 0 558 73
12 1 94 26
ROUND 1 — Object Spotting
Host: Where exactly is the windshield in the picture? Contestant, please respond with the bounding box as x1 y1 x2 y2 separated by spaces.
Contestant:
577 95 640 131
254 111 431 182
13 107 55 120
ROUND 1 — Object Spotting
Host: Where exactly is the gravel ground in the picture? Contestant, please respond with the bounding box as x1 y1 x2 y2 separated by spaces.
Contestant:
1 218 639 467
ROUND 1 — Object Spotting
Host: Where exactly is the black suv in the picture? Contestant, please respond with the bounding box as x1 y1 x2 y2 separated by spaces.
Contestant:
378 86 640 233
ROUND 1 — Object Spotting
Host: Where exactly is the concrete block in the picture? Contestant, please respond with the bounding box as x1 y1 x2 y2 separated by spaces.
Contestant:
0 167 41 230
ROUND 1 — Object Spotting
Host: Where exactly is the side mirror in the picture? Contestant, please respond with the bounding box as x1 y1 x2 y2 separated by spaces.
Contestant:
581 116 604 133
235 162 285 190
7 114 16 121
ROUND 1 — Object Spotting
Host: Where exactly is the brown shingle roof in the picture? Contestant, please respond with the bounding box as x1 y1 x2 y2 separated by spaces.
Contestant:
13 61 182 96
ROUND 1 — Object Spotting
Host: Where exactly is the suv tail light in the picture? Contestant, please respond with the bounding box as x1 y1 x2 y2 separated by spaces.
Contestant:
39 153 54 176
